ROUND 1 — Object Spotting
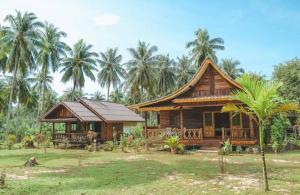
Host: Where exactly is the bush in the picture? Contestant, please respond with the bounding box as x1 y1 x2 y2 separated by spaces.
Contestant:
6 134 16 150
36 133 45 148
119 135 128 152
270 115 290 153
177 143 185 154
85 145 94 152
103 141 115 151
236 146 243 153
22 135 35 148
165 136 181 154
219 139 232 155
131 137 144 152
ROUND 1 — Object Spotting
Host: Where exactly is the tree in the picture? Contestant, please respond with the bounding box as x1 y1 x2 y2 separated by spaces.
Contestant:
61 39 98 100
97 48 125 100
90 91 105 101
36 22 68 115
273 58 300 104
60 88 85 101
186 28 224 66
127 41 158 102
222 74 299 191
220 58 244 79
156 55 176 96
109 88 124 103
176 55 195 87
0 11 43 134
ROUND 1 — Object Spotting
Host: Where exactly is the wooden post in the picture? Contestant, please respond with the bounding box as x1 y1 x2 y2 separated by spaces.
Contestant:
249 118 254 138
222 127 225 141
180 109 183 129
52 122 55 136
144 112 148 138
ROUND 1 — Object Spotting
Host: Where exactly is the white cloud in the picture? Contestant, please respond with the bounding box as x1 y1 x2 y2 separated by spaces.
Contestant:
94 14 120 27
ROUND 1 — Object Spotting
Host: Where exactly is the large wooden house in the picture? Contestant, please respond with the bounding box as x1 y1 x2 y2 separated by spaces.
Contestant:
40 99 144 145
130 58 258 147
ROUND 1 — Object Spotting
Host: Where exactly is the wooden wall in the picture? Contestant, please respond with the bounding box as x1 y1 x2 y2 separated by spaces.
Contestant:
48 105 74 119
101 123 123 141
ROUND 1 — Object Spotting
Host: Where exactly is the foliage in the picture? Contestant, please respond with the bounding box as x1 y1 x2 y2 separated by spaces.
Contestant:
90 91 105 101
126 125 144 139
219 139 232 155
273 58 300 103
164 135 184 154
36 133 45 148
270 115 290 153
176 55 195 87
220 58 244 79
109 88 124 103
21 135 35 148
5 134 16 150
131 137 144 152
0 170 5 189
103 141 115 151
119 134 128 152
186 28 224 66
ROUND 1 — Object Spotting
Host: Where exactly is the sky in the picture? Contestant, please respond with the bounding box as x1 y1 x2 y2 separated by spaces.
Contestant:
1 0 300 97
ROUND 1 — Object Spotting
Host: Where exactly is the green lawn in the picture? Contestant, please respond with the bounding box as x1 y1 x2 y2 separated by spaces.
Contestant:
0 148 300 195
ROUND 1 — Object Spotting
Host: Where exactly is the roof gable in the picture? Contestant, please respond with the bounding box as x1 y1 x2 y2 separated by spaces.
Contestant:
129 57 242 109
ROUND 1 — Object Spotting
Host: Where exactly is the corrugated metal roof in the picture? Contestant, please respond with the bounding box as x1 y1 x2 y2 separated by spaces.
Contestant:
80 99 145 122
63 101 102 122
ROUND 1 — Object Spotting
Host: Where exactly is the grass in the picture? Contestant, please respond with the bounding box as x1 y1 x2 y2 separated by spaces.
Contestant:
0 148 300 194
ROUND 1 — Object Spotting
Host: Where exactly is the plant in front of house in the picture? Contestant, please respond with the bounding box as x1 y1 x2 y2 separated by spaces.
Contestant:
119 134 128 152
222 73 299 191
22 135 35 148
5 134 16 150
218 139 232 173
270 115 290 153
164 135 184 154
103 141 115 151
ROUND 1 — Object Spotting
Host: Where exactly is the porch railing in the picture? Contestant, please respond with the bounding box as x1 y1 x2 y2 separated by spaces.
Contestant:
146 128 203 140
52 133 89 143
222 128 252 140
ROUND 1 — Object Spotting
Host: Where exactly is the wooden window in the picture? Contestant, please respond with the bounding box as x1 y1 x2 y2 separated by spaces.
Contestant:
71 123 77 131
232 113 241 126
89 123 95 131
204 113 213 126
170 111 180 127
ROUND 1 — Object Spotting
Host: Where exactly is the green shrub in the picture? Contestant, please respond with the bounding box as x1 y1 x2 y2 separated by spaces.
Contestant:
270 115 290 153
119 135 128 152
236 146 243 153
85 145 93 152
165 136 180 154
6 134 16 150
177 143 185 154
219 139 232 155
131 137 144 152
103 141 115 151
22 135 35 148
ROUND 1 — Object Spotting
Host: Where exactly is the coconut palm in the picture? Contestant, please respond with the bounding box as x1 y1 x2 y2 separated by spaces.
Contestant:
0 11 43 133
220 58 244 79
176 55 195 87
60 88 85 101
97 48 126 100
186 28 224 66
222 74 299 191
61 39 98 100
91 91 105 101
109 88 124 103
127 41 158 102
156 55 176 96
36 22 68 115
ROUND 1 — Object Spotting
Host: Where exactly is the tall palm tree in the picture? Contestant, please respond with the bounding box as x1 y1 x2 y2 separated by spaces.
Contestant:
220 58 244 79
61 39 98 100
222 74 299 192
109 88 124 103
127 41 158 102
60 88 85 101
176 55 195 87
91 91 105 101
97 48 126 100
156 55 176 96
0 11 43 133
186 28 224 66
36 22 68 115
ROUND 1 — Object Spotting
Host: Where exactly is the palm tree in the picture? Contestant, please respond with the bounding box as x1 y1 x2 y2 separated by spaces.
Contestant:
97 48 126 100
61 39 98 100
186 28 224 66
60 88 85 101
220 58 244 79
222 74 299 191
109 88 124 103
127 41 158 102
176 55 195 87
36 22 68 115
0 11 43 133
91 91 105 101
156 55 176 96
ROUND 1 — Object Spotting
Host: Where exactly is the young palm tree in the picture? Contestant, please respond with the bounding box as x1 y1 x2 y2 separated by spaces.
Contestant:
36 22 68 115
109 88 124 103
176 55 195 87
222 74 299 191
0 11 43 133
186 28 224 66
97 48 126 100
220 58 244 79
127 41 158 102
60 88 85 101
156 55 176 96
90 91 105 101
61 39 98 100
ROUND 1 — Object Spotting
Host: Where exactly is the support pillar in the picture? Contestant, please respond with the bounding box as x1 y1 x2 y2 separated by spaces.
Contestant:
250 118 254 138
144 112 148 138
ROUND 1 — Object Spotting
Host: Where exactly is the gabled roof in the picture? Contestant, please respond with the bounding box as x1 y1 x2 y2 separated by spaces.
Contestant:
40 101 102 122
129 57 242 109
80 99 145 122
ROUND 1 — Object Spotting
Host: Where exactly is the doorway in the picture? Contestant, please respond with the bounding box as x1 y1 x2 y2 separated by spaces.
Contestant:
214 113 230 137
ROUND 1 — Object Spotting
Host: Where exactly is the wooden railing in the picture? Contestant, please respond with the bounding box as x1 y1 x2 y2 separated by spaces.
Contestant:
191 88 232 98
52 133 90 143
183 128 203 140
146 128 203 140
222 128 252 140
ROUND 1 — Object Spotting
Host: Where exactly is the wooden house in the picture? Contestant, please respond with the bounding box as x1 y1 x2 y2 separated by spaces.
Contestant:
40 99 144 145
129 58 258 147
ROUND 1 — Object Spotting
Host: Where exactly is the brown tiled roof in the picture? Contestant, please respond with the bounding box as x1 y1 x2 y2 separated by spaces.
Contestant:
80 99 145 122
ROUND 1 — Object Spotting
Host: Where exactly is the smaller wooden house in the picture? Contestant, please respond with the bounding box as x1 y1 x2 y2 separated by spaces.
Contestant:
40 99 144 145
129 58 259 148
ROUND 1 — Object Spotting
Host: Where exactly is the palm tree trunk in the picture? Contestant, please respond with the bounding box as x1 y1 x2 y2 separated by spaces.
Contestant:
72 80 76 101
259 122 269 191
107 82 110 101
6 63 18 135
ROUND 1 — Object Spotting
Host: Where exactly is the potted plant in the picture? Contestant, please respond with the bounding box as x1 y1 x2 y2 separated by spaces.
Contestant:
165 136 180 154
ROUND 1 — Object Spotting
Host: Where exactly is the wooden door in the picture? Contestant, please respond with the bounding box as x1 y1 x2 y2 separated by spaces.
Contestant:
203 112 214 137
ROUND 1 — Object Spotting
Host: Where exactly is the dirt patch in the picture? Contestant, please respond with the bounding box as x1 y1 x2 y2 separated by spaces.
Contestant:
6 173 28 180
272 159 300 164
7 169 68 180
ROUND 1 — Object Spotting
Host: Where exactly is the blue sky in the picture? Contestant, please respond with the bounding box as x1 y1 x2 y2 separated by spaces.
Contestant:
1 0 300 96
